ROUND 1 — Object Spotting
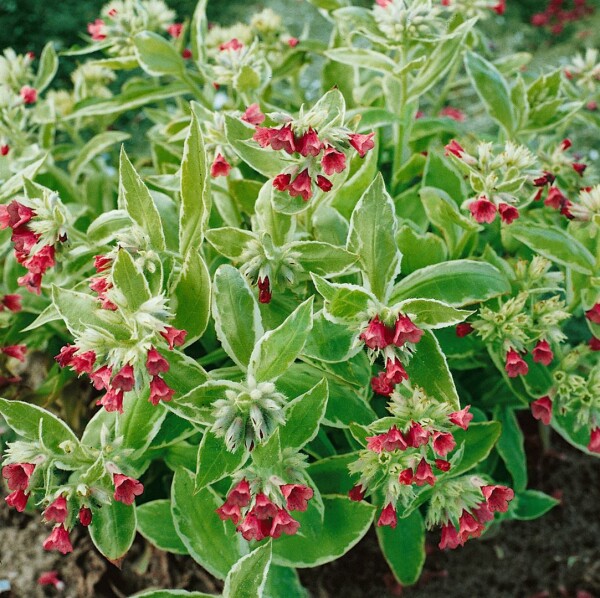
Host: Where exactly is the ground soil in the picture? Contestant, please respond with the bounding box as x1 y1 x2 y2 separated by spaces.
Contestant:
1 429 599 598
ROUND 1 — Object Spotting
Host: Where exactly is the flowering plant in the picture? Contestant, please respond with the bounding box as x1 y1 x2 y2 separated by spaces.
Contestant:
0 0 598 594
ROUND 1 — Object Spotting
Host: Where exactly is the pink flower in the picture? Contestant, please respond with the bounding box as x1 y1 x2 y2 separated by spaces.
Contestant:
288 169 313 201
406 422 430 448
321 147 346 175
94 255 112 273
2 344 27 361
112 364 135 392
297 128 322 157
219 38 243 51
70 350 97 375
469 198 497 223
439 523 461 550
444 139 466 158
349 133 375 158
89 276 110 294
6 201 35 229
381 426 408 452
216 501 242 524
55 345 78 368
96 387 124 413
273 173 292 192
440 107 465 121
545 187 567 210
270 509 300 538
473 501 494 524
414 459 436 487
237 513 269 541
87 19 107 41
481 485 514 512
588 428 600 454
360 316 393 350
252 493 279 520
90 365 113 390
146 347 170 376
167 23 183 38
37 571 64 590
24 245 56 274
585 303 600 324
257 276 272 304
375 0 393 6
281 484 313 512
149 376 175 406
6 489 29 511
533 171 555 187
241 103 265 126
366 433 385 453
456 322 474 337
316 175 332 192
269 125 296 154
435 459 451 472
385 358 408 383
20 86 37 105
370 372 394 396
17 271 42 294
432 431 456 457
113 473 144 505
228 479 251 506
458 511 484 542
2 462 35 491
531 396 552 426
43 525 73 554
573 162 587 176
532 340 553 366
107 8 118 18
393 314 423 346
377 503 397 528
398 468 414 485
348 484 365 501
253 127 274 148
44 496 68 524
498 203 519 224
287 37 299 48
505 349 528 378
449 405 473 430
160 326 187 349
210 153 231 178
79 507 92 527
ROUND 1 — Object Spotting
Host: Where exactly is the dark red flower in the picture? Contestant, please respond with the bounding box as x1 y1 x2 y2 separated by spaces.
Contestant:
498 203 519 224
321 147 346 175
348 484 365 501
149 376 175 406
532 340 553 366
44 496 68 524
146 347 169 376
449 405 473 430
469 198 497 224
297 128 322 157
112 364 135 392
1 345 26 361
79 507 92 527
258 276 272 304
393 314 423 346
288 169 312 201
270 509 300 538
2 462 35 491
210 153 231 178
414 458 436 487
481 485 514 512
456 322 474 337
432 431 456 457
377 503 397 528
160 326 187 350
5 489 29 511
349 133 375 158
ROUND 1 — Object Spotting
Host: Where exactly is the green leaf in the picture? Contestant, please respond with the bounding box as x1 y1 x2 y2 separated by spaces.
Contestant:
390 260 510 307
134 31 185 76
395 298 472 329
69 131 130 181
137 500 188 555
396 226 448 275
180 109 210 259
166 380 236 425
551 409 600 458
205 228 257 261
312 275 377 323
195 429 248 490
90 500 136 562
494 407 527 493
307 453 358 495
451 421 502 476
325 48 396 74
404 331 460 410
288 241 357 277
223 543 272 598
171 251 211 345
348 173 401 301
264 566 307 598
273 495 375 568
213 265 263 370
303 312 358 363
464 50 515 134
509 223 595 275
249 298 313 382
119 147 166 250
34 42 58 92
131 591 214 598
510 490 559 520
0 155 46 201
112 249 151 311
281 379 329 450
171 468 248 579
0 398 79 453
376 509 425 586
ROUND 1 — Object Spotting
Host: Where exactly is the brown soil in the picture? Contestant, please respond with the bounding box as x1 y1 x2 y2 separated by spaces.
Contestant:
1 432 599 598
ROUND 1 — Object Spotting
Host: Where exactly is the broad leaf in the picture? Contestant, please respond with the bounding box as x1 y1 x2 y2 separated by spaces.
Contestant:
223 542 272 598
195 429 248 490
90 500 136 562
137 500 188 555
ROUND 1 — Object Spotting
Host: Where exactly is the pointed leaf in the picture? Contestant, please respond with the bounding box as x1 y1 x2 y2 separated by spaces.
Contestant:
223 542 272 598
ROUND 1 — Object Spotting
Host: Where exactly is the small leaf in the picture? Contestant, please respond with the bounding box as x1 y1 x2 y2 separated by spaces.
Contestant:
90 500 136 562
510 490 559 520
394 298 472 329
112 249 151 311
451 422 502 477
205 228 257 261
195 429 248 490
34 42 59 92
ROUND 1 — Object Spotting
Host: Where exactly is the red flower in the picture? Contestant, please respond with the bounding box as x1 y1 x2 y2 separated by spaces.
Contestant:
532 340 553 366
376 0 393 6
281 484 313 512
440 107 465 121
288 169 312 201
385 358 408 383
545 187 567 210
498 203 519 224
444 139 466 159
160 326 187 349
393 314 423 346
473 501 494 524
2 345 26 361
348 133 375 158
270 509 300 538
6 201 35 229
449 405 473 430
531 396 552 426
2 462 35 491
360 316 392 350
96 387 124 413
216 501 242 524
481 485 514 512
90 365 113 390
533 171 555 187
228 479 251 506
6 489 29 512
492 0 506 14
432 431 456 457
321 147 346 175
258 276 272 304
44 496 68 524
252 493 279 520
20 86 37 104
398 468 414 485
237 513 269 541
94 255 112 273
435 459 451 472
87 19 107 41
70 350 97 375
287 37 299 48
585 303 600 324
469 198 497 224
210 153 231 178
37 571 64 590
588 428 600 454
377 503 397 528
182 48 193 59
219 38 243 51
561 139 572 151
0 145 9 156
113 473 144 505
505 349 528 378
149 376 175 406
348 484 365 501
146 347 169 376
79 507 92 527
406 421 430 448
273 173 292 192
458 511 484 542
573 162 587 176
42 525 73 554
167 23 183 38
366 433 385 453
241 103 265 126
270 125 296 154
55 344 78 368
253 126 275 148
590 337 600 351
297 128 322 157
112 364 135 392
370 371 394 396
455 322 474 337
414 459 436 487
382 426 408 452
316 175 332 192
439 523 461 550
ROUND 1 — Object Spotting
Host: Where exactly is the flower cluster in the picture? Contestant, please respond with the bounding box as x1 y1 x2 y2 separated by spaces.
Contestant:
531 0 595 34
216 477 312 541
445 140 538 224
